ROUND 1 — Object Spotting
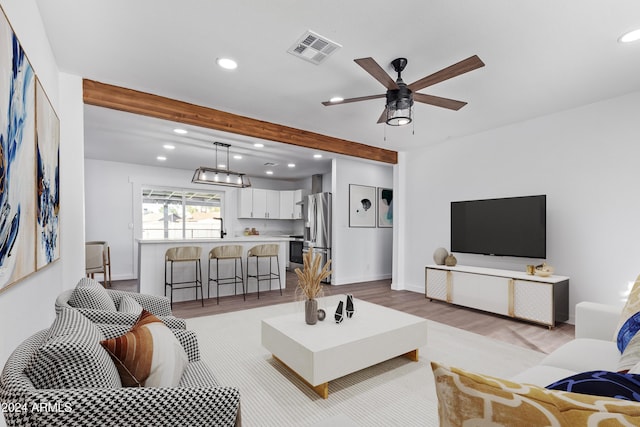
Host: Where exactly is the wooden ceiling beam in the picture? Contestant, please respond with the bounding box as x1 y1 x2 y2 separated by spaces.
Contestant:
83 79 398 164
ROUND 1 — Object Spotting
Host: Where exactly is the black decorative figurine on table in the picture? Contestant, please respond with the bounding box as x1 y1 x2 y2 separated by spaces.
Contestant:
335 301 344 323
346 294 355 318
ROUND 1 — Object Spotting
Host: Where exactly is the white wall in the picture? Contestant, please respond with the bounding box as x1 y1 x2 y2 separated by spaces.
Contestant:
396 90 640 321
0 1 85 368
332 157 394 285
84 159 310 280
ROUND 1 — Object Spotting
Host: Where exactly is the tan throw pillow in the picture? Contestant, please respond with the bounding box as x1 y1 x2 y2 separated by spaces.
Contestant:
431 361 640 426
100 309 188 387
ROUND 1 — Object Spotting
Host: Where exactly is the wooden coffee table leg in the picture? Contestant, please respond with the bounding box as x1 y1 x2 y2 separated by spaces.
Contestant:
272 355 329 399
403 349 419 362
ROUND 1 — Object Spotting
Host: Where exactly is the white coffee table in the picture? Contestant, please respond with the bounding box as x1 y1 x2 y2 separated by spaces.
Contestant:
261 294 428 398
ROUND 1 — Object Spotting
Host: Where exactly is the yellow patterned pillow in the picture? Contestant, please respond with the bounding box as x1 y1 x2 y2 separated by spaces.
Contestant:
431 361 640 426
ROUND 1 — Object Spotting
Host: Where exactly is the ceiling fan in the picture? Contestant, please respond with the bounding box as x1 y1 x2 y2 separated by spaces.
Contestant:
322 55 485 125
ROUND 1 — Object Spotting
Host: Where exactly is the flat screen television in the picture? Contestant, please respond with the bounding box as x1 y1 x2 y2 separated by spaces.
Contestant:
450 195 546 259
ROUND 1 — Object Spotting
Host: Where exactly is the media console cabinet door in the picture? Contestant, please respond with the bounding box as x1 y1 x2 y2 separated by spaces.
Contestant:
451 272 510 316
513 280 553 325
425 268 449 301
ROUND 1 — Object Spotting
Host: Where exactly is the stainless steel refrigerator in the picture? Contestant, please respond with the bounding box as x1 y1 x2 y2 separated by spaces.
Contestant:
303 192 332 283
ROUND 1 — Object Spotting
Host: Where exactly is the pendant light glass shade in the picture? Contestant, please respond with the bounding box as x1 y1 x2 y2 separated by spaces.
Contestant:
192 142 252 187
386 105 412 126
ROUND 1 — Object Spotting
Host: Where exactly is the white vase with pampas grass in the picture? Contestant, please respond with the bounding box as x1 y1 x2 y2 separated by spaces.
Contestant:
294 247 332 325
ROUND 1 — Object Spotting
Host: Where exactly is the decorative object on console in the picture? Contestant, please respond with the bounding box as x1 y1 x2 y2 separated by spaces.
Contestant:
317 309 326 321
535 263 554 277
433 247 448 265
346 294 355 318
526 264 535 275
294 246 332 325
445 253 457 267
335 300 344 324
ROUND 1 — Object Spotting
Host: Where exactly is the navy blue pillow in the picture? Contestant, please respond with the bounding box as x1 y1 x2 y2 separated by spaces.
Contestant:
546 371 640 401
618 311 640 352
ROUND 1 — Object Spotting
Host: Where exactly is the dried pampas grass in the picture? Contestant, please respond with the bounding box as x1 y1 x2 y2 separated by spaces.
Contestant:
295 247 332 300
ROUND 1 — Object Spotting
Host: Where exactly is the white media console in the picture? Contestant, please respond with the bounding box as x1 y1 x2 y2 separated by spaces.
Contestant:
425 264 569 328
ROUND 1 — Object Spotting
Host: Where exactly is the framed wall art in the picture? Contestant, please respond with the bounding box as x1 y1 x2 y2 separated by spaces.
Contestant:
0 7 37 292
349 184 376 228
377 187 393 228
35 78 60 269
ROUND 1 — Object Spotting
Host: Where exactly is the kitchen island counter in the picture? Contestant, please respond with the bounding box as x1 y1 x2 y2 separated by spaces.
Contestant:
138 237 290 302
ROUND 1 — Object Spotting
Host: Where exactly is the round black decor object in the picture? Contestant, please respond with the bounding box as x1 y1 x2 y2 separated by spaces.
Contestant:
317 309 326 321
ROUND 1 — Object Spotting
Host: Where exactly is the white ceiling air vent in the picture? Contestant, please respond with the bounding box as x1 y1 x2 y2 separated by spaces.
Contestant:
287 30 342 65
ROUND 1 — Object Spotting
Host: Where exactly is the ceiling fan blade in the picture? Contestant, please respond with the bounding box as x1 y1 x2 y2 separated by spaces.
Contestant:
354 58 399 90
376 107 388 124
322 93 385 106
413 93 468 111
407 55 485 92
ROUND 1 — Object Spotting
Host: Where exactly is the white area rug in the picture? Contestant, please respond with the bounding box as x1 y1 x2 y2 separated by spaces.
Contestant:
187 298 545 427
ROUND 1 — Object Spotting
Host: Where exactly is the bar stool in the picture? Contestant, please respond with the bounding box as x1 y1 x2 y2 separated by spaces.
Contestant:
164 246 203 307
246 244 282 299
85 241 111 287
208 245 245 304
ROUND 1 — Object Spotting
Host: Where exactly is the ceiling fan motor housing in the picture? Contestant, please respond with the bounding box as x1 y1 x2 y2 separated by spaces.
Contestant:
386 84 413 110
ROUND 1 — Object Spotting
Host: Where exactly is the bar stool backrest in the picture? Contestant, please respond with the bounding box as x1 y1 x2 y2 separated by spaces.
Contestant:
85 243 105 271
210 245 243 259
166 246 202 262
247 244 279 257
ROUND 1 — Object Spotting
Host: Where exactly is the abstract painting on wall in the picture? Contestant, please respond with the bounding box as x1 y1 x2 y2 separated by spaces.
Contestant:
0 8 37 292
377 187 393 228
36 79 60 269
349 184 376 228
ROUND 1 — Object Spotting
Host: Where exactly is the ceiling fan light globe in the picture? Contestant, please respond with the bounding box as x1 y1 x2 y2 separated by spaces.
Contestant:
386 106 412 126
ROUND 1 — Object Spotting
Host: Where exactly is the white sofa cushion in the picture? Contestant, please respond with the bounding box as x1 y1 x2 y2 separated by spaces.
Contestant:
540 338 620 373
510 365 579 387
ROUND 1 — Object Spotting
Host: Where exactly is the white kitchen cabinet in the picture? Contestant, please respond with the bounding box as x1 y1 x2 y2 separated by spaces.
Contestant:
237 188 254 218
279 189 305 219
279 190 295 219
293 189 304 219
425 265 569 328
238 188 280 219
265 190 280 219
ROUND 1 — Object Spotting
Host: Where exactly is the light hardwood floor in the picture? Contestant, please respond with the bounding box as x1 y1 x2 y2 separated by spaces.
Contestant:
111 272 574 354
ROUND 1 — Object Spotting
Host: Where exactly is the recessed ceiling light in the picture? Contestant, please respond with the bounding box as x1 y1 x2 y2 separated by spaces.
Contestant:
329 96 344 103
313 154 323 159
233 154 242 159
287 163 296 168
265 170 274 175
218 164 226 169
619 28 640 43
217 57 238 70
157 156 167 161
163 144 175 150
254 143 264 148
173 128 188 134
